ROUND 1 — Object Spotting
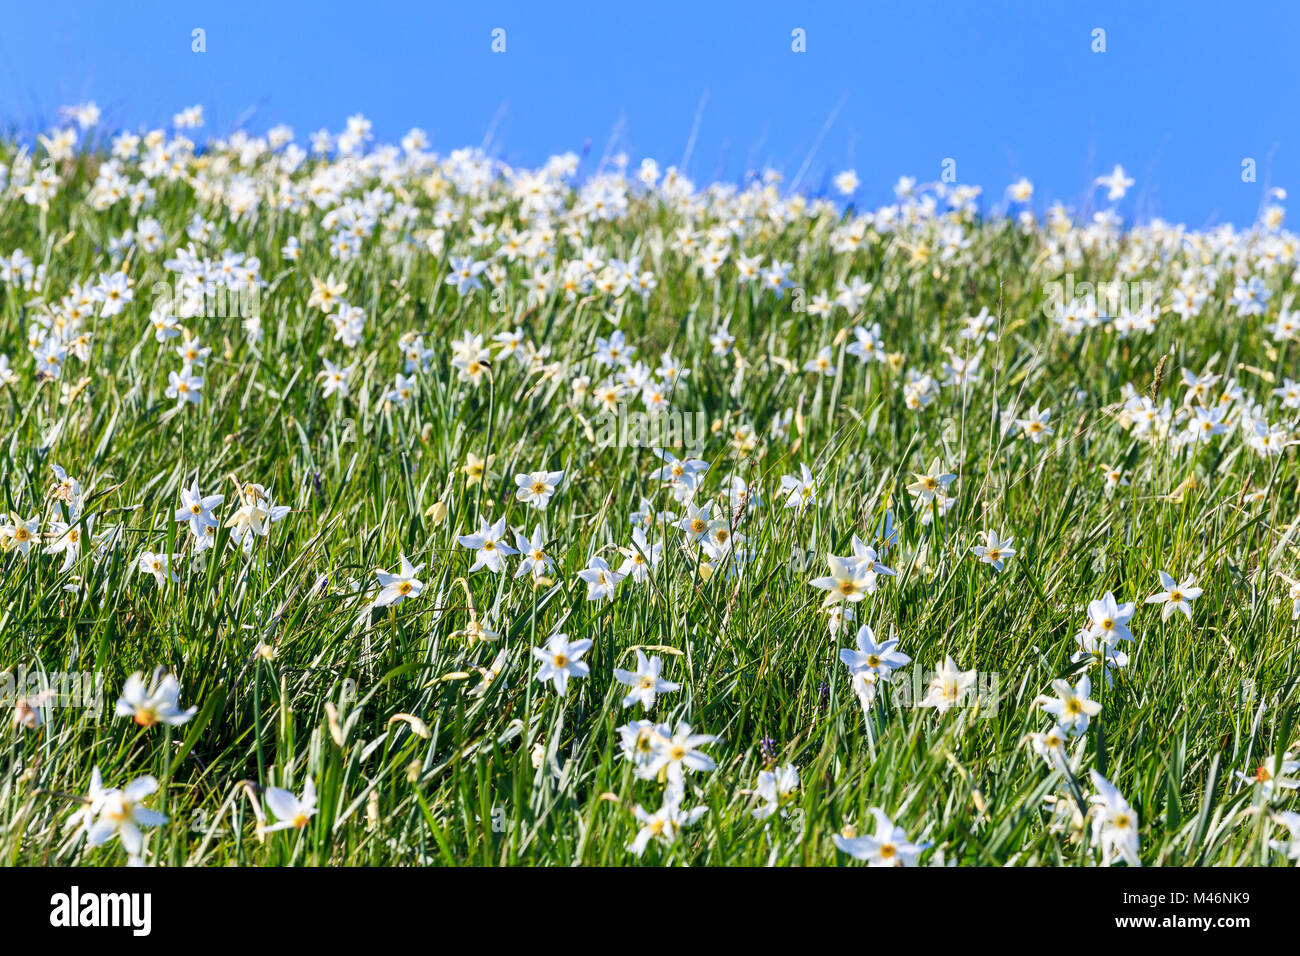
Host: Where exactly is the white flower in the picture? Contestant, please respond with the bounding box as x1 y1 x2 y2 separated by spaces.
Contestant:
627 785 707 857
577 554 623 602
838 625 911 681
66 766 113 838
919 655 977 714
612 650 680 710
752 763 800 820
1095 164 1135 202
166 366 203 405
1144 570 1203 621
833 808 929 866
514 469 565 509
1088 770 1140 866
175 481 222 537
970 529 1016 572
1028 724 1072 770
779 464 819 513
136 550 179 586
1269 811 1300 861
809 554 873 606
645 721 717 786
616 527 662 583
531 633 593 696
87 776 168 855
456 517 517 574
513 526 554 581
1087 591 1135 645
264 779 319 832
115 670 197 727
1037 674 1102 735
373 554 425 608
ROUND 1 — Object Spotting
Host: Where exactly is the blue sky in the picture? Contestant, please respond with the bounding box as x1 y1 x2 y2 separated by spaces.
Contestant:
2 1 1296 226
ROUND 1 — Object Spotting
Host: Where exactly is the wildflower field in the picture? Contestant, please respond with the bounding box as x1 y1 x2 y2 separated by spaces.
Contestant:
1 105 1298 868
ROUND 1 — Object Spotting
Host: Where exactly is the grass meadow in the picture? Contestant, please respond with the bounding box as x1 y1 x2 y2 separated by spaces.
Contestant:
1 109 1298 866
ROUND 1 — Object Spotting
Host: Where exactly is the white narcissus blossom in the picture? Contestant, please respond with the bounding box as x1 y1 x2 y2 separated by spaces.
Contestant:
514 469 565 509
752 763 799 820
115 670 196 727
645 722 717 787
1037 674 1102 736
920 655 978 714
532 633 592 696
264 779 319 832
970 529 1016 572
1088 770 1141 867
612 650 680 710
373 553 424 608
1145 570 1203 621
627 785 707 857
839 624 911 681
456 516 517 574
1087 591 1136 646
577 554 623 602
87 775 168 855
833 808 930 866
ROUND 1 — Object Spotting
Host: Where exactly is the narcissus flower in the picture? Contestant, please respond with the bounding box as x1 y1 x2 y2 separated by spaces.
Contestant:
645 721 717 786
514 469 565 509
531 632 592 696
919 655 977 714
115 670 197 727
970 529 1016 572
810 554 873 606
263 778 319 832
577 554 623 602
1037 674 1101 735
833 808 929 866
1088 770 1140 866
87 775 168 855
373 554 425 608
1144 570 1203 620
457 516 517 574
627 784 707 857
612 650 680 710
1087 591 1136 645
752 763 800 820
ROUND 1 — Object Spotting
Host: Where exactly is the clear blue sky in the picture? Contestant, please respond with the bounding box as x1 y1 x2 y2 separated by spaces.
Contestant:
2 0 1296 226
